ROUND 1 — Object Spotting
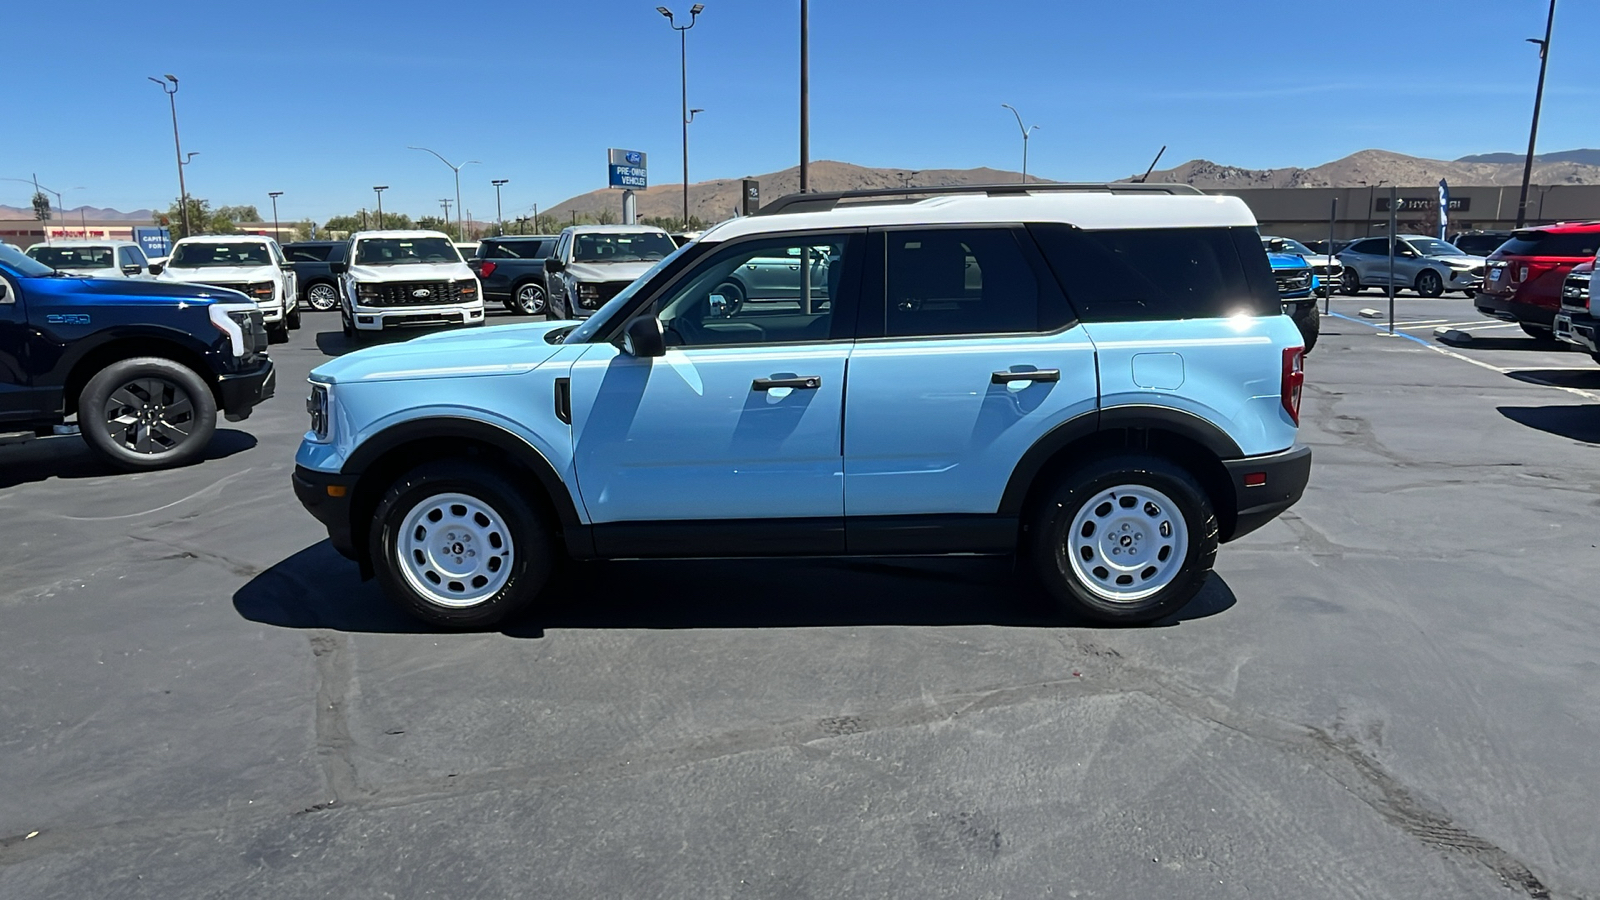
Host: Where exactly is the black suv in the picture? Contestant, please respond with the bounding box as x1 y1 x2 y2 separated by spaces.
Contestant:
282 240 348 312
1449 230 1512 258
468 235 559 315
0 243 275 470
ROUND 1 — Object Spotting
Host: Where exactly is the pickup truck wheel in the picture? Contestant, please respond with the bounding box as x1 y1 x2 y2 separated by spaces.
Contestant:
1295 305 1320 353
287 307 302 330
305 283 339 311
79 357 218 471
514 282 547 315
1031 454 1217 625
268 323 290 344
371 461 554 629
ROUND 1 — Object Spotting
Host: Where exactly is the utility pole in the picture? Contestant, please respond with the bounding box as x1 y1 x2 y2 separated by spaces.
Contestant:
268 191 283 242
657 5 704 224
373 185 388 230
799 0 809 193
1515 0 1557 228
492 179 508 234
148 74 189 237
440 198 453 233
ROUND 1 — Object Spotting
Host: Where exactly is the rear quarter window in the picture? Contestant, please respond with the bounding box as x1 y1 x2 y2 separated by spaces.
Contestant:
1028 225 1275 322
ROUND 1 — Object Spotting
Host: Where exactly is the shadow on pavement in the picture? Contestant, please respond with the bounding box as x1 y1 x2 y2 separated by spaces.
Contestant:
1442 336 1577 352
1504 368 1600 390
1497 405 1600 444
0 428 258 489
234 541 1238 635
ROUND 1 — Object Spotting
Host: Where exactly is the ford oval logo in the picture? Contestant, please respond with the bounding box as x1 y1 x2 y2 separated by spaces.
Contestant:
625 151 642 164
412 288 431 298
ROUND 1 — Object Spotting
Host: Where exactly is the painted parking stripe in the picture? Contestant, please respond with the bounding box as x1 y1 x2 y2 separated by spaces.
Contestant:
1400 320 1497 330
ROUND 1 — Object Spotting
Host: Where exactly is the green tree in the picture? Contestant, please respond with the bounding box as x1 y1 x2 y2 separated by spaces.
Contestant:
640 215 707 233
157 197 214 240
415 216 461 239
32 192 52 222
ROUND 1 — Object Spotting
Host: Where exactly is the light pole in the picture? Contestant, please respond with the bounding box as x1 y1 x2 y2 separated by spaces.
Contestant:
148 74 190 237
799 0 809 193
1515 0 1557 228
409 146 478 241
372 185 388 230
267 191 283 242
1359 179 1388 237
1001 104 1039 183
657 4 704 225
491 179 508 234
900 170 921 188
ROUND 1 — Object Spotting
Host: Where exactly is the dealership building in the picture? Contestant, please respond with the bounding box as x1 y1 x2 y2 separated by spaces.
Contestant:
1206 183 1600 241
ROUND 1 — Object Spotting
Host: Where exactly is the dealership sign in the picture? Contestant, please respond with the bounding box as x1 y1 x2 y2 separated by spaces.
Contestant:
1376 196 1470 213
608 148 647 190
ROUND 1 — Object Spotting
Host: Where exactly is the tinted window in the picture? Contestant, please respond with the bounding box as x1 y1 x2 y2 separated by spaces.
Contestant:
116 247 137 268
29 245 115 269
1497 230 1600 258
486 240 553 260
170 242 274 267
1030 225 1269 322
1452 234 1508 256
1348 239 1388 255
353 237 459 265
287 244 333 262
881 228 1044 336
128 245 149 266
572 231 676 263
651 234 857 347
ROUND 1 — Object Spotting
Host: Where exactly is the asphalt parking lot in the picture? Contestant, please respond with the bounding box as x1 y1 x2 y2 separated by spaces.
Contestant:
2 300 1598 899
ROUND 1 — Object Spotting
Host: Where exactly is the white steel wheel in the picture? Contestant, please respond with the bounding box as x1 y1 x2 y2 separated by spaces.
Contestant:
1065 484 1190 604
396 492 515 608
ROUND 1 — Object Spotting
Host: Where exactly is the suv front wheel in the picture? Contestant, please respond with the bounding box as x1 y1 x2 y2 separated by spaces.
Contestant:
1031 454 1218 625
370 461 554 628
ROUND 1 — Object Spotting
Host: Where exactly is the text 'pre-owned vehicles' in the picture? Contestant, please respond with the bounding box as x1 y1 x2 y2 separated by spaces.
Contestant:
0 243 274 469
331 230 483 339
469 234 559 315
293 183 1312 631
282 240 347 312
1476 223 1600 339
161 235 300 343
26 241 159 280
543 225 679 319
1338 235 1485 298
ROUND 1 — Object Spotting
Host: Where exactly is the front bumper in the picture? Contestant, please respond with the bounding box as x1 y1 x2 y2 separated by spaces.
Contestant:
293 466 360 562
350 302 486 331
1223 445 1313 542
1476 292 1556 328
217 358 275 422
1553 311 1599 354
1444 269 1484 291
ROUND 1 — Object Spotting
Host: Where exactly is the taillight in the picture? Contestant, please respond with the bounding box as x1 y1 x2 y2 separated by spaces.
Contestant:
1282 347 1304 426
479 261 497 277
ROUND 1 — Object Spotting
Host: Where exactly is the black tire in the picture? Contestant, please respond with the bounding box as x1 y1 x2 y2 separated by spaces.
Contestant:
512 281 548 316
78 356 218 471
370 461 555 629
268 323 290 344
287 306 302 330
1520 322 1557 341
341 308 357 341
1589 352 1600 366
1296 305 1320 353
1414 269 1444 298
1341 268 1362 295
305 282 340 312
1030 453 1218 625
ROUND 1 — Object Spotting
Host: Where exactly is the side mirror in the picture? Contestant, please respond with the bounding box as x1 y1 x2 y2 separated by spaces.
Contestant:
122 264 143 276
621 317 665 358
544 257 564 273
329 261 348 275
148 262 165 276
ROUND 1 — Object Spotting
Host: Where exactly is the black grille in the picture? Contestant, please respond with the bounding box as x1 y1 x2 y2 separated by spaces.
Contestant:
199 282 249 296
1561 271 1591 311
1274 268 1313 293
361 281 468 307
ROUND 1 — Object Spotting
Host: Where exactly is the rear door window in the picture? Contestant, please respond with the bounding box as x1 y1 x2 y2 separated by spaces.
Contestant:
874 227 1067 337
1029 225 1270 322
1498 231 1600 258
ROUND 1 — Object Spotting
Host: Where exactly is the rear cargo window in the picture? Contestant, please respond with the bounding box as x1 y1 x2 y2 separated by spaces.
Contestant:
1028 225 1275 322
1497 231 1600 258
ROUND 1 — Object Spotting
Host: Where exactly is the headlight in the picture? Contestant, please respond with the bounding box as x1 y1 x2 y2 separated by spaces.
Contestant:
578 283 599 299
249 281 275 299
454 279 478 298
207 302 255 356
1448 261 1476 270
306 382 331 441
356 283 381 301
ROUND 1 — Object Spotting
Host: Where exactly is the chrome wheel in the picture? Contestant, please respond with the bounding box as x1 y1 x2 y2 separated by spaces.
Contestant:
103 378 197 455
515 283 546 315
1066 484 1189 603
306 282 339 311
396 492 515 608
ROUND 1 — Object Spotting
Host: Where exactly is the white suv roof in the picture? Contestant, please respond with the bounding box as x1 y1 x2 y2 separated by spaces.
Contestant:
173 234 275 244
350 230 452 241
563 225 671 235
707 186 1254 243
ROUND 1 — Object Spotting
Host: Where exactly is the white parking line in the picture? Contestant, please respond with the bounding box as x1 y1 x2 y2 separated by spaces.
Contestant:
1455 321 1520 331
1400 320 1496 330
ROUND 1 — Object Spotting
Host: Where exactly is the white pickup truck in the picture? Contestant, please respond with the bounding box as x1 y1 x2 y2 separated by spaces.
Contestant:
161 235 300 342
332 230 484 339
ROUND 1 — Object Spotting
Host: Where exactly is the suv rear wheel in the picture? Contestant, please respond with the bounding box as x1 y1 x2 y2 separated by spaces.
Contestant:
78 357 218 471
305 282 339 311
1031 454 1217 625
370 461 554 629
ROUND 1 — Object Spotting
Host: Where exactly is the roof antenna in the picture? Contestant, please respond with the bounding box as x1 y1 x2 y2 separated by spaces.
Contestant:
1136 145 1167 183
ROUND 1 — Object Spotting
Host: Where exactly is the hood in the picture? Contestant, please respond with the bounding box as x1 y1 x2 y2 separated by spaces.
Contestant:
310 320 570 385
349 261 475 282
1266 253 1309 270
163 264 279 283
25 273 248 303
564 260 656 283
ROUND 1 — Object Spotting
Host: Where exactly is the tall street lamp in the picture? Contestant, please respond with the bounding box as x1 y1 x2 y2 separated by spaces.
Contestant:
148 74 190 237
491 179 508 234
1001 103 1039 184
799 0 809 193
373 185 388 229
1358 179 1388 237
658 4 704 225
267 191 283 242
409 146 478 241
1516 0 1557 228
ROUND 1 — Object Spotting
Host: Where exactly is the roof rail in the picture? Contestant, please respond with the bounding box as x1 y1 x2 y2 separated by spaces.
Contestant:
752 182 1204 217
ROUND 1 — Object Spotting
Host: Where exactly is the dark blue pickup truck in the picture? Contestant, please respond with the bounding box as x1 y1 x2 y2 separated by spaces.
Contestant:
1 243 275 470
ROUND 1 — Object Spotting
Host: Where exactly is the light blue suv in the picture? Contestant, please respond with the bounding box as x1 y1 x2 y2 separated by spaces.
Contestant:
293 184 1311 628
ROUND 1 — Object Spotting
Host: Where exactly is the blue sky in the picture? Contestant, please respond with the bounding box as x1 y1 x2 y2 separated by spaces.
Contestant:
6 0 1596 222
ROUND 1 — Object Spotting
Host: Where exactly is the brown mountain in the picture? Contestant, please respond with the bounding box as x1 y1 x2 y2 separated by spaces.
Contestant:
1129 149 1600 189
0 205 156 221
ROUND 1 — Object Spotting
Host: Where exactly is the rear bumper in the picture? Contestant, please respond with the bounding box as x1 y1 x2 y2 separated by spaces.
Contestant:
293 466 359 562
1553 312 1599 354
217 358 275 422
1223 445 1312 542
1476 293 1556 327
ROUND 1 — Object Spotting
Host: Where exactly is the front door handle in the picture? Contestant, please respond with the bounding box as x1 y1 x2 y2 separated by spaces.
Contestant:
753 376 821 391
991 369 1060 385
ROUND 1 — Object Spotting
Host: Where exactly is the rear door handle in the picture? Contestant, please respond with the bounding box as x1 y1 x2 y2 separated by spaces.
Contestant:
991 369 1060 385
753 376 821 391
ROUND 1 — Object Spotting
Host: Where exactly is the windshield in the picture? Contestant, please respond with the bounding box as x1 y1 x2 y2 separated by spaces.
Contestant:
355 237 461 266
0 243 58 277
1408 238 1465 257
29 246 116 269
1262 237 1314 257
572 231 677 264
563 241 699 344
170 242 275 268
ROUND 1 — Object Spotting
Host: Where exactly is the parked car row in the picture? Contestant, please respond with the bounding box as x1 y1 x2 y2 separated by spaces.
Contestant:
1475 222 1600 340
1337 235 1485 298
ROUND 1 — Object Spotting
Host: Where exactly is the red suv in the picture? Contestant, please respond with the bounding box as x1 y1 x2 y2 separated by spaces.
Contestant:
1476 223 1600 338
